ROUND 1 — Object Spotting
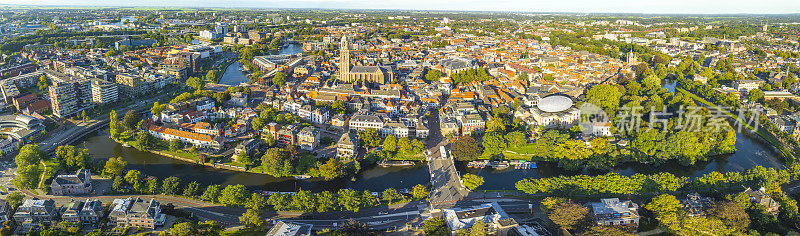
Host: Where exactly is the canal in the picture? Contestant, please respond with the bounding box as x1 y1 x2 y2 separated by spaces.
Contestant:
75 128 429 192
74 127 782 192
217 43 303 86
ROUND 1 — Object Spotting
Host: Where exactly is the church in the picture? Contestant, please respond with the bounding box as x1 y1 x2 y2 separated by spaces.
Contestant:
339 35 394 84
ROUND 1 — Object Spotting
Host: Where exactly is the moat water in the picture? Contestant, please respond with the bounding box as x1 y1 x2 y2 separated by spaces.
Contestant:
74 128 782 192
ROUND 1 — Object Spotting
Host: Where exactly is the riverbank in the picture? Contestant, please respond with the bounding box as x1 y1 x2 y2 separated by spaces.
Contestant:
116 139 262 174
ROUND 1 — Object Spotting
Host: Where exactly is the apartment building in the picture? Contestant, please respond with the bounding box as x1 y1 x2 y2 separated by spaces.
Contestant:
13 199 59 226
109 197 165 229
115 73 143 97
90 79 118 104
148 124 223 151
47 70 93 118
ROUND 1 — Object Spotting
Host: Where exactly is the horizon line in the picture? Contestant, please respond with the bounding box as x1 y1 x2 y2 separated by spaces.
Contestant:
1 4 800 15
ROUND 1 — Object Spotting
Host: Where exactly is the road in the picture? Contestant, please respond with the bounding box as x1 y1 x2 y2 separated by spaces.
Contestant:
38 95 167 153
425 110 468 209
282 201 428 231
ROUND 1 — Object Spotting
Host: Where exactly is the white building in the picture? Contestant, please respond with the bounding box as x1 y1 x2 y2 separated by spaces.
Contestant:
147 124 222 151
443 202 518 235
531 95 580 129
587 198 640 227
90 79 118 104
349 113 385 131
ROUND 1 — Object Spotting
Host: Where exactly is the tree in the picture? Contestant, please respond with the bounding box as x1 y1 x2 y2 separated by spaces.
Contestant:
470 220 487 236
423 217 449 236
452 136 482 161
124 170 141 185
183 181 200 197
6 192 24 210
162 176 181 195
382 188 403 205
337 189 362 212
518 71 529 81
315 191 337 212
261 148 292 178
147 178 160 194
239 209 264 228
586 84 623 114
708 201 750 231
268 193 291 211
748 88 764 103
332 100 348 114
245 193 268 211
504 131 527 148
205 70 218 83
55 145 90 170
481 132 507 156
397 137 412 153
112 176 125 192
236 151 253 166
361 190 378 208
383 135 397 152
411 184 429 200
201 185 222 203
645 194 682 231
169 139 184 152
14 165 40 189
135 132 154 150
122 110 139 131
462 174 484 190
486 116 507 133
548 201 590 231
15 144 42 167
150 102 167 116
102 157 127 178
219 184 249 207
170 222 197 236
290 190 317 211
642 74 662 90
37 74 48 91
81 110 89 122
186 77 205 90
359 128 381 148
109 110 122 141
314 159 346 181
580 226 634 236
425 69 444 81
272 72 286 86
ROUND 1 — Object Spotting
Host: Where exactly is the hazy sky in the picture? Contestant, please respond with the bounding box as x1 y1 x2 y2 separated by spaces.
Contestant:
2 0 800 14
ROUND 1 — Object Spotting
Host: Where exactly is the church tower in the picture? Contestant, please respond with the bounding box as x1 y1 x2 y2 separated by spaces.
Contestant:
626 50 638 66
339 35 350 81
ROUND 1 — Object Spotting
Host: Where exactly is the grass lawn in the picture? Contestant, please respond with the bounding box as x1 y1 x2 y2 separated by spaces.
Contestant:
500 151 535 160
160 150 200 161
390 151 426 161
38 158 62 189
222 227 267 236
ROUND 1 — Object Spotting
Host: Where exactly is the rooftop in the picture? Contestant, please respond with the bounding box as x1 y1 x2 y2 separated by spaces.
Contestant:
536 94 573 113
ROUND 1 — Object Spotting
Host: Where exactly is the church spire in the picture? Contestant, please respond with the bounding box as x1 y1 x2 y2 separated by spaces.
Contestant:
339 35 350 81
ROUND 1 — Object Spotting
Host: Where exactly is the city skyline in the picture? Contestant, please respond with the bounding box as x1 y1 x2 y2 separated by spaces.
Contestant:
2 0 800 14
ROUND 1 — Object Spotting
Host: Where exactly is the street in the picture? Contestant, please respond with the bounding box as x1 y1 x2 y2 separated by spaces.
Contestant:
425 109 469 209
